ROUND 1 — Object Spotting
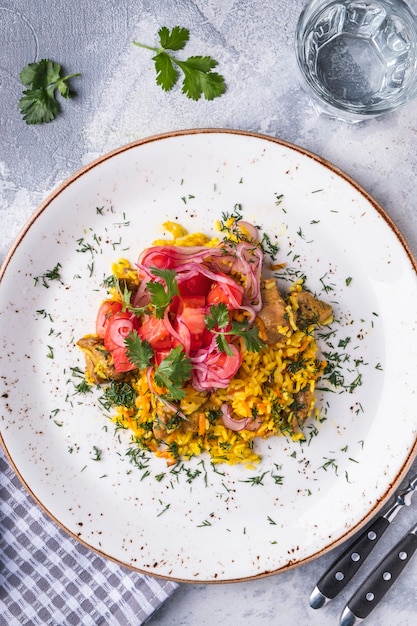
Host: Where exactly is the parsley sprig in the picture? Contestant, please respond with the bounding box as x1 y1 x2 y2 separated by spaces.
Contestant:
205 303 265 354
133 26 226 101
19 59 80 124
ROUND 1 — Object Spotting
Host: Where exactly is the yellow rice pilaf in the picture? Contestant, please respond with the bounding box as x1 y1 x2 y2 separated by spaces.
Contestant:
98 221 329 467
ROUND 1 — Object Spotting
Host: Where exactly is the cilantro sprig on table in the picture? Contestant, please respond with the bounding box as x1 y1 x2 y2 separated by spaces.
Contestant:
19 59 80 124
133 26 226 101
205 303 265 354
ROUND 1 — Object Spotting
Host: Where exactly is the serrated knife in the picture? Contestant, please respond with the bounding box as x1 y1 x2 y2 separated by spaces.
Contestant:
309 472 417 609
340 522 417 625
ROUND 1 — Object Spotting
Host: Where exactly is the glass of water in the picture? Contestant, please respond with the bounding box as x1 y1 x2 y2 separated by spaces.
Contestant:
295 0 417 121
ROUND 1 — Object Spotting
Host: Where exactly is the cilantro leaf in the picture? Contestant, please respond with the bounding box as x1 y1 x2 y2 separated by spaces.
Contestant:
146 267 179 318
206 303 265 353
181 56 218 73
205 303 230 330
124 331 154 369
119 281 147 315
133 26 226 101
153 52 178 91
178 57 225 101
19 88 60 124
19 59 80 124
215 333 234 356
154 346 192 400
229 322 266 353
158 25 189 51
20 60 61 89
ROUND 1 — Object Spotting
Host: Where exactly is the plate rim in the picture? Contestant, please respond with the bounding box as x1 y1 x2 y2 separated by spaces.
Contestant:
1 127 417 582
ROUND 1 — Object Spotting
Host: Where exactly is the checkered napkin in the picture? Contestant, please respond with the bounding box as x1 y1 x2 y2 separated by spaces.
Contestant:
0 451 178 626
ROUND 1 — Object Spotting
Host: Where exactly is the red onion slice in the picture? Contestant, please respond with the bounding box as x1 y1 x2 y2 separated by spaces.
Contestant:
220 403 252 431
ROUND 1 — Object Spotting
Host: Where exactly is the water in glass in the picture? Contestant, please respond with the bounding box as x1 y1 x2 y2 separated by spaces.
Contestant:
296 0 417 119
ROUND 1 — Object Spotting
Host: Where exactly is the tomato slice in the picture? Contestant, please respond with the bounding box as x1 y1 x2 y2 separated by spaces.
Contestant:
111 347 137 373
179 306 207 336
178 295 206 311
178 272 212 297
206 280 243 308
104 312 140 352
177 304 208 351
154 349 171 366
139 315 171 349
201 328 214 347
96 300 122 338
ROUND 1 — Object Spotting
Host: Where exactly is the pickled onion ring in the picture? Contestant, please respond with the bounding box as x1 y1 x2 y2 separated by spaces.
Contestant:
220 403 251 431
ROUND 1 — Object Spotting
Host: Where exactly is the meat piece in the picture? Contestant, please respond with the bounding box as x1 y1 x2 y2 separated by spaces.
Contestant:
153 402 193 439
292 389 314 423
292 290 333 329
288 388 315 434
77 336 125 384
256 278 290 344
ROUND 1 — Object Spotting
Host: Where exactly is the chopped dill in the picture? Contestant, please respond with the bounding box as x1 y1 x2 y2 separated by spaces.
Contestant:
102 273 117 289
157 502 171 517
74 379 92 395
260 231 280 260
168 441 180 460
91 446 102 461
197 519 212 527
36 309 53 321
319 457 338 475
34 262 63 288
125 447 151 470
319 272 336 293
240 471 268 486
99 381 137 411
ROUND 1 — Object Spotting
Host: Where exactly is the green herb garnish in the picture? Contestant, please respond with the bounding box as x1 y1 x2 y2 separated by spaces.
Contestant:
125 332 154 370
118 267 178 319
133 26 226 101
205 303 265 354
125 333 192 401
99 380 138 410
240 471 268 486
154 346 192 401
146 267 179 318
19 59 80 124
91 446 102 461
34 262 63 288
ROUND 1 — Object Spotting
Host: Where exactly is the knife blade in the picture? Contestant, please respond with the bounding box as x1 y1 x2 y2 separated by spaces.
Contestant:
309 472 417 609
340 522 417 626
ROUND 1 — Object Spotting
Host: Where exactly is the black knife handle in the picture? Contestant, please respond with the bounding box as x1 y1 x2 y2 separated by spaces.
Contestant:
315 516 390 601
342 529 417 622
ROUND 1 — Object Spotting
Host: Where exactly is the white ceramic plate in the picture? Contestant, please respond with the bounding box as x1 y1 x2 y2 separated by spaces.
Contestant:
1 130 417 582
